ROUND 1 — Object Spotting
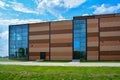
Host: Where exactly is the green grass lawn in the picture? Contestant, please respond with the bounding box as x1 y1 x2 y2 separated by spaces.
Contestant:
0 58 120 63
0 59 28 62
0 65 119 80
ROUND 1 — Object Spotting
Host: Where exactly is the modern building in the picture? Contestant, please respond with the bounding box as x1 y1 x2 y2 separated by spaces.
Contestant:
9 13 120 61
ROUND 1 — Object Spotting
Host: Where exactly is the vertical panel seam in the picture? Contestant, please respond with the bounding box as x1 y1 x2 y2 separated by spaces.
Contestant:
49 22 51 60
98 18 100 61
86 18 87 61
9 25 10 59
28 24 29 60
72 20 74 60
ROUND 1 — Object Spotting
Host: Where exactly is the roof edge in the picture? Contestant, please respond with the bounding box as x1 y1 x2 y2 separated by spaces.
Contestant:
74 13 120 19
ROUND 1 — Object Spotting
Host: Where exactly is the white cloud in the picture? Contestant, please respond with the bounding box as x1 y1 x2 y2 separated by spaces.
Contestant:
10 1 38 14
0 31 8 39
0 1 5 7
0 1 38 14
82 14 89 16
36 0 86 19
0 19 43 25
0 1 8 9
0 1 9 9
64 0 86 8
91 4 120 14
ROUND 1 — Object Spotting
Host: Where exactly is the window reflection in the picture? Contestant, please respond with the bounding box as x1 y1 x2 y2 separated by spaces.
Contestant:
9 24 28 60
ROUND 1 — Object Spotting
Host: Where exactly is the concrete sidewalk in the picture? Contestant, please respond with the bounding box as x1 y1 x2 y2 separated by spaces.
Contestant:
0 62 120 67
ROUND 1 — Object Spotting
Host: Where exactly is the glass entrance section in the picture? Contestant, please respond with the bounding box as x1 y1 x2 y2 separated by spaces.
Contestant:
9 24 28 60
73 19 86 60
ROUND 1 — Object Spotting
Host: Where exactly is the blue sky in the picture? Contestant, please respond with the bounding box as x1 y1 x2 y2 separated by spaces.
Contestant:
0 0 120 57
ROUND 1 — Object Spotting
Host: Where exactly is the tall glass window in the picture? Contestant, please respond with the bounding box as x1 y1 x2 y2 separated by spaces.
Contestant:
9 24 28 60
73 19 86 60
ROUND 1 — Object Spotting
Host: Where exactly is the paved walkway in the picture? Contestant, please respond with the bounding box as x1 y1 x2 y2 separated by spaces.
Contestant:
0 62 120 67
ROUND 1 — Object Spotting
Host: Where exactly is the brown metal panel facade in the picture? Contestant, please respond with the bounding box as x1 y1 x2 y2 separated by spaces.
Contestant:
50 20 73 60
87 18 99 60
29 23 50 60
100 16 120 60
28 20 73 61
13 13 120 61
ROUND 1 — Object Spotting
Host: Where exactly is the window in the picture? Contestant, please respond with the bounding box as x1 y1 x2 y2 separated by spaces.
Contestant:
9 24 28 60
73 19 86 60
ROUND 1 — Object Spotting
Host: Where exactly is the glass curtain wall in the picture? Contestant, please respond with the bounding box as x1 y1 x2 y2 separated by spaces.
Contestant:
9 24 28 60
73 19 86 60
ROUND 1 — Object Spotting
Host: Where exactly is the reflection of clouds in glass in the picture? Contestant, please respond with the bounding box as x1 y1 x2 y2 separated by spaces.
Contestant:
12 33 21 40
74 41 80 47
74 41 81 51
16 34 21 40
12 33 16 40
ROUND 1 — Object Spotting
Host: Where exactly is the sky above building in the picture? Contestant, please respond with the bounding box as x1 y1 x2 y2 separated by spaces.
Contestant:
0 0 120 57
